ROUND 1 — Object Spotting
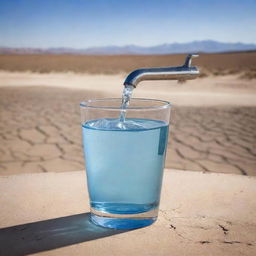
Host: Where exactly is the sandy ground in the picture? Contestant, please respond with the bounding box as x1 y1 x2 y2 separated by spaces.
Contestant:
0 71 256 176
1 170 256 255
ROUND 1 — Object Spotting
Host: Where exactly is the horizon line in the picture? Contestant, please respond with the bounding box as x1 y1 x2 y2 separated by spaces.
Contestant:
1 40 256 50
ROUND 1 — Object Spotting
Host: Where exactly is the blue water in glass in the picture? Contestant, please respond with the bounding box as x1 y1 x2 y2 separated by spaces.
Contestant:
82 118 169 229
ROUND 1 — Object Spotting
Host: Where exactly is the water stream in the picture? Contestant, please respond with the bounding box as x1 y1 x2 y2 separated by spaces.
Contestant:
119 85 134 123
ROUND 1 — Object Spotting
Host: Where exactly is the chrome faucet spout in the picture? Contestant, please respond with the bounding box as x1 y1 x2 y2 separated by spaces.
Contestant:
124 54 199 88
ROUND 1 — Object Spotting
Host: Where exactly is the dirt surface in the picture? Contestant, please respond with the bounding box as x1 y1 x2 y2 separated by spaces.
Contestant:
0 74 255 175
1 170 255 256
167 106 256 175
0 52 255 77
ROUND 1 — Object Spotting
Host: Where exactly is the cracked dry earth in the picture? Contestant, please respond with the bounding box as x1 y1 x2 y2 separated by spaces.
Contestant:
157 211 256 254
0 86 256 176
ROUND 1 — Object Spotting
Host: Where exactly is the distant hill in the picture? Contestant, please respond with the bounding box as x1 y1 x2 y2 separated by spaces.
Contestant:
1 40 256 55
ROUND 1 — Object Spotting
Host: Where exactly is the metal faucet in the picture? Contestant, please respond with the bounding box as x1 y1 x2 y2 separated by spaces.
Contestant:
124 54 200 88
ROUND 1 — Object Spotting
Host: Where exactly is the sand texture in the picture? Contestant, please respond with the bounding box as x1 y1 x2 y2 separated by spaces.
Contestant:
0 170 255 255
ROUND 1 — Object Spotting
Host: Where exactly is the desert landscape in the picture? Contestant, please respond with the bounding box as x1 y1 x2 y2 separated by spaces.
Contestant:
0 52 256 78
1 1 256 254
0 52 256 176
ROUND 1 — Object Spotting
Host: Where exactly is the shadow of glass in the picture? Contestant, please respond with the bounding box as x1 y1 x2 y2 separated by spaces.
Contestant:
0 212 129 256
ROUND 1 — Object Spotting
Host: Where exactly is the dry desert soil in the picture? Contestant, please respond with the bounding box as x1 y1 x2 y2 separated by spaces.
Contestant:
0 66 255 176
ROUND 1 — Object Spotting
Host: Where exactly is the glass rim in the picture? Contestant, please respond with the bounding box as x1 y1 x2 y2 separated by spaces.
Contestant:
80 98 171 110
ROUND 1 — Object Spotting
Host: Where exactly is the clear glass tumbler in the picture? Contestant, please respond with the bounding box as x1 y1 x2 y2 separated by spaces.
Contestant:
80 98 171 229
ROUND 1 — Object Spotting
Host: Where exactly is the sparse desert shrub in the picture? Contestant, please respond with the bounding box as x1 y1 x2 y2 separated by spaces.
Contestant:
239 69 256 80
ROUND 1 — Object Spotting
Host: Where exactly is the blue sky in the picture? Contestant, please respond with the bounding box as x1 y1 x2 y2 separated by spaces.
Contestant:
0 0 255 48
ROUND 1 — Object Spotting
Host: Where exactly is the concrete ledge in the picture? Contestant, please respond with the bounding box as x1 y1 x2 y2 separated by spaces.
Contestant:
0 170 256 255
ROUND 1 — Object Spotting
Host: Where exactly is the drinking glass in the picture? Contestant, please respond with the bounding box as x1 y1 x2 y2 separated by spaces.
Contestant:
80 98 171 229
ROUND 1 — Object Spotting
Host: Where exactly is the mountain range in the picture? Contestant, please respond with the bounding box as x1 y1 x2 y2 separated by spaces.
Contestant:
0 40 256 55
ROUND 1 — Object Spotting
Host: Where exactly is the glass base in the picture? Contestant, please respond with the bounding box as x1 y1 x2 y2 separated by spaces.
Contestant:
90 206 158 229
90 213 156 229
